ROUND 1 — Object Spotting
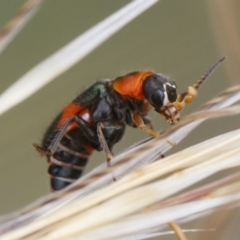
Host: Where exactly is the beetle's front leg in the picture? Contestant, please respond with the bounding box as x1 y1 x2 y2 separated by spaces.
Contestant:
132 112 160 137
142 116 155 131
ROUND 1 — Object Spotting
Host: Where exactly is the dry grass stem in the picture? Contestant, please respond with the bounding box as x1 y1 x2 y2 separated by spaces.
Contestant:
167 222 188 240
0 81 240 239
0 0 42 55
0 0 158 115
1 1 239 239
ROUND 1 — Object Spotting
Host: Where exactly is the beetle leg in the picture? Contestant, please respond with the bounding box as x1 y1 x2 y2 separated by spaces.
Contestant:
49 115 100 154
33 143 52 156
97 123 113 164
142 116 154 130
97 123 117 181
141 101 152 116
132 114 175 146
132 113 160 137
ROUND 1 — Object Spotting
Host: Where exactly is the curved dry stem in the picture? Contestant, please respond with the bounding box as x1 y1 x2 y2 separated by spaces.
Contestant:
0 0 42 55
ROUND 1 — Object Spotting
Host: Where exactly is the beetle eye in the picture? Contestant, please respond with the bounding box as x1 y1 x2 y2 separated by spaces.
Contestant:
150 90 164 107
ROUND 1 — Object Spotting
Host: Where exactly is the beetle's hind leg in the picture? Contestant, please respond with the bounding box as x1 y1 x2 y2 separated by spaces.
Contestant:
33 144 52 156
47 115 101 155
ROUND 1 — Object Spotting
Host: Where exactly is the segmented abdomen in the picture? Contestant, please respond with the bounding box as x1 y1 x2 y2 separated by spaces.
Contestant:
48 132 93 191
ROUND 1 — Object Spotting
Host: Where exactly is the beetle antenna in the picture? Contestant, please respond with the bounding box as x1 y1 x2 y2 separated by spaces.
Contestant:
177 56 226 102
193 56 226 90
167 57 226 124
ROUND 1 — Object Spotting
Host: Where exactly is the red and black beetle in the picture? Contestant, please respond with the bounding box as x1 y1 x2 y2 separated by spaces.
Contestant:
35 58 225 191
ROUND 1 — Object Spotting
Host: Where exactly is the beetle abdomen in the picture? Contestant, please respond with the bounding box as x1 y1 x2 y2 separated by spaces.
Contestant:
48 135 92 191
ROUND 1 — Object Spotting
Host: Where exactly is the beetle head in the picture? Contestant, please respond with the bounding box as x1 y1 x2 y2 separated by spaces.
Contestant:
143 73 179 124
142 57 226 125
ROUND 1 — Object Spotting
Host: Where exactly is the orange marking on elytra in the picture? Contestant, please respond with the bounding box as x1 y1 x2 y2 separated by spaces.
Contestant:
57 103 91 128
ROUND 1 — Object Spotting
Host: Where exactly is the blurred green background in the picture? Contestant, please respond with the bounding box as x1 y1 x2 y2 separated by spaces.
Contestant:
0 0 240 239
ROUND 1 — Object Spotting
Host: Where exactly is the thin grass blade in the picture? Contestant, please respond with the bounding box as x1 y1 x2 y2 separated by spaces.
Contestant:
0 0 42 55
0 0 158 115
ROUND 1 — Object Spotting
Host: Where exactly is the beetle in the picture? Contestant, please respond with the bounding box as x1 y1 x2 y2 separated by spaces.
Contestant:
35 57 225 191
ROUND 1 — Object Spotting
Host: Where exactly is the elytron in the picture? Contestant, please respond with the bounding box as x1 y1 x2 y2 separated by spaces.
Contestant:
35 57 225 191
